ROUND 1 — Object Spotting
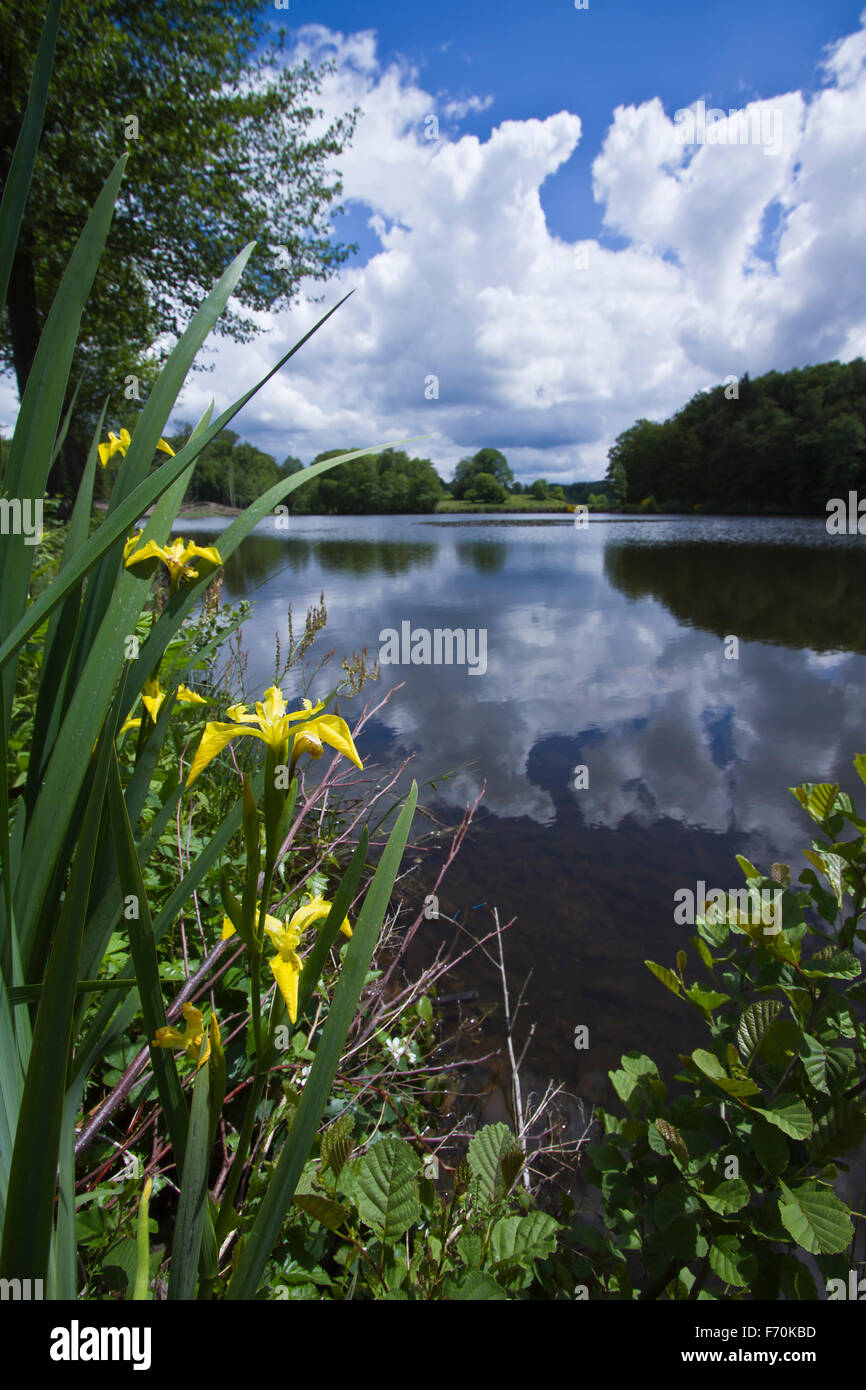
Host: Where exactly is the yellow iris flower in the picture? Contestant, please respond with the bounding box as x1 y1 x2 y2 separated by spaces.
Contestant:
153 1002 211 1067
185 685 362 786
98 429 175 467
119 679 207 736
221 896 352 1023
123 533 222 589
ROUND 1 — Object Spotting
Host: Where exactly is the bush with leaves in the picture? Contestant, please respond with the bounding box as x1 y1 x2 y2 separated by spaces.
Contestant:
574 772 866 1300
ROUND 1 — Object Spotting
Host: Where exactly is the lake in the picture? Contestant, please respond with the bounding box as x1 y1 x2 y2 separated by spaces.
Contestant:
180 511 866 1114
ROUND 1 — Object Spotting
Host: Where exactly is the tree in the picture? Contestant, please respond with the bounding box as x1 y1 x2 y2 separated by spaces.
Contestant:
450 448 514 499
466 472 506 504
0 1 359 502
529 479 549 499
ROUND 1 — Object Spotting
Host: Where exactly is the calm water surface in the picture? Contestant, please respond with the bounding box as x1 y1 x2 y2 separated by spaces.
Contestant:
182 513 866 1106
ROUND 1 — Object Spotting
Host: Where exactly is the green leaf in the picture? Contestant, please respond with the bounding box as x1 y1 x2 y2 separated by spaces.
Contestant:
735 855 760 880
106 753 189 1168
799 1033 829 1094
0 154 127 665
807 1101 866 1164
686 984 730 1015
653 1118 689 1165
653 1182 701 1230
489 1211 561 1266
736 1000 781 1065
227 783 417 1299
320 1114 355 1180
168 1053 211 1301
800 950 860 980
468 1123 523 1204
691 935 715 974
709 1235 757 1287
0 707 116 1283
353 1137 421 1241
0 0 60 317
752 1117 789 1176
777 1181 853 1255
443 1269 508 1300
752 1096 813 1140
296 828 369 1026
700 1178 750 1215
808 783 839 823
293 1194 350 1235
691 1047 760 1097
644 960 681 997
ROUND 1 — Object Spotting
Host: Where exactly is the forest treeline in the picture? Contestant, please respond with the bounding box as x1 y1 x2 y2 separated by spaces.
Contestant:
165 431 608 512
605 358 866 514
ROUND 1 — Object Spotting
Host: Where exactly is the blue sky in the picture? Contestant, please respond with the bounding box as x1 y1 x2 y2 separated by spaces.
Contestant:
301 0 864 263
6 1 864 484
165 2 866 481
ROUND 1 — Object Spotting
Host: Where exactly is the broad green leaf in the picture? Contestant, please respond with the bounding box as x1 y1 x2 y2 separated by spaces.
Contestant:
799 1033 829 1094
752 1095 813 1140
353 1137 421 1241
293 1194 350 1235
709 1235 757 1287
808 783 839 823
653 1118 689 1165
807 1101 866 1164
468 1123 523 1204
777 1181 853 1255
699 1177 749 1215
752 1117 789 1176
619 1052 659 1078
691 1047 760 1097
489 1211 561 1266
686 984 730 1015
443 1269 508 1300
800 949 860 980
736 1000 781 1065
320 1114 355 1181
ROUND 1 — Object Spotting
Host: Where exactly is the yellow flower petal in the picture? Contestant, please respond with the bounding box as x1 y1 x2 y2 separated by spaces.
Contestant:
186 720 264 786
153 1002 210 1064
157 438 175 457
270 952 301 1024
306 714 363 771
141 676 165 724
292 730 323 761
177 684 207 705
289 895 352 939
99 429 131 467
